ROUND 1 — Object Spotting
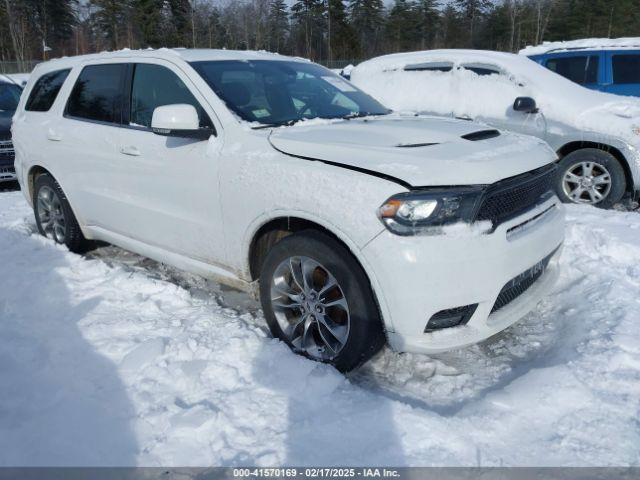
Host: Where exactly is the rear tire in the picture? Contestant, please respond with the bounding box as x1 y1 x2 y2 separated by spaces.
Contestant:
555 149 626 209
259 230 385 372
33 173 91 253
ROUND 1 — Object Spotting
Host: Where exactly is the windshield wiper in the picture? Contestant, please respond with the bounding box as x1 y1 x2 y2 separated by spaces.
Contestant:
342 111 391 120
251 119 302 130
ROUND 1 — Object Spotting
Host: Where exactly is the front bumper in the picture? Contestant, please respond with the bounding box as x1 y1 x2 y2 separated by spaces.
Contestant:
363 196 565 354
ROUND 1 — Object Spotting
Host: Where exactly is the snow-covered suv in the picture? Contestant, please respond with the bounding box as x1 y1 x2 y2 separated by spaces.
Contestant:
352 49 640 208
13 49 564 371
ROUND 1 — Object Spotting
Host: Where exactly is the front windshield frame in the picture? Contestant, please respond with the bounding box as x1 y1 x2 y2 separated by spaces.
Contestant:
0 82 22 112
190 59 390 126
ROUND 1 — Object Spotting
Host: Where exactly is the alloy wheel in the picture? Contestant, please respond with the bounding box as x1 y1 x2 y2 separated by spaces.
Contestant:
270 256 350 361
37 185 67 244
562 161 612 204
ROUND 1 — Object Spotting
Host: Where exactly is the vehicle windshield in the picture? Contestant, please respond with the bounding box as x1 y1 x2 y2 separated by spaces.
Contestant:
191 60 390 126
0 83 22 111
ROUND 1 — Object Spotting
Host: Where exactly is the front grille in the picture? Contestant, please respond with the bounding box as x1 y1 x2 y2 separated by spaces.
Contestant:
475 164 556 229
0 139 14 157
491 248 557 314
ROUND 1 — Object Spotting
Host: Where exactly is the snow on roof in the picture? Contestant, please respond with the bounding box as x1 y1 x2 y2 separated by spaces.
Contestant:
34 48 303 74
519 37 640 56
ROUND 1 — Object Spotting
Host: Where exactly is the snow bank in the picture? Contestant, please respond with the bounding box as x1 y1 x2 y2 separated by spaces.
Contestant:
520 37 640 56
0 190 639 466
351 50 640 146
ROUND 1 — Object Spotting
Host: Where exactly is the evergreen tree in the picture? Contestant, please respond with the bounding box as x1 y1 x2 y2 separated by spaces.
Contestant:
327 0 358 61
133 0 164 48
440 4 465 49
454 0 492 47
291 0 325 60
268 0 289 53
166 0 191 47
90 0 131 50
25 0 77 56
348 0 385 57
415 0 439 49
386 0 419 52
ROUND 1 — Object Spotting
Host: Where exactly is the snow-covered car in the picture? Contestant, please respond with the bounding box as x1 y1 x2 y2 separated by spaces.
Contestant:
351 49 640 208
12 49 564 371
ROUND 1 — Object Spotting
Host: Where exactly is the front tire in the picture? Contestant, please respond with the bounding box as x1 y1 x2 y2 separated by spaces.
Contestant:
259 231 385 372
556 149 626 209
33 173 90 253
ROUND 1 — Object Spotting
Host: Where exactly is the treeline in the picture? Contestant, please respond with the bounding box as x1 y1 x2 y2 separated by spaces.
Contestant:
1 0 640 70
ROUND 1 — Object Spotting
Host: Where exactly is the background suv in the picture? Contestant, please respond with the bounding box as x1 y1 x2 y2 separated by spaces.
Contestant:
13 49 564 371
521 39 640 97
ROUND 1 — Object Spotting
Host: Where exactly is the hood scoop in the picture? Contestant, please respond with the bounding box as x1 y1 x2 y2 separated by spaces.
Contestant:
461 129 501 141
396 142 439 148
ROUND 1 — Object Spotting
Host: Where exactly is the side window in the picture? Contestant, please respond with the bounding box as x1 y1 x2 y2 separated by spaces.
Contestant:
25 69 70 112
130 63 212 129
612 54 640 84
461 64 502 77
65 64 127 124
546 55 599 85
404 62 453 72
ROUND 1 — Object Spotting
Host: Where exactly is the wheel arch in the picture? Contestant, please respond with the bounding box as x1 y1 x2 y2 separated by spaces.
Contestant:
248 216 362 281
27 165 54 204
246 214 392 334
557 141 633 193
27 164 90 239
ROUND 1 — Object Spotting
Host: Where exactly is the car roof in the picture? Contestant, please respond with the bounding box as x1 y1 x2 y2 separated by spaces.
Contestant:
356 49 531 73
519 38 640 56
31 48 308 75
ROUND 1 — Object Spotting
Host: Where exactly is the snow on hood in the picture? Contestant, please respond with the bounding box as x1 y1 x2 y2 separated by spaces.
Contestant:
268 115 556 187
351 50 640 147
519 37 640 56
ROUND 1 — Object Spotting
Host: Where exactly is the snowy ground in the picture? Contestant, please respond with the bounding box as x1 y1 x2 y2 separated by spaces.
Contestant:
1 184 639 467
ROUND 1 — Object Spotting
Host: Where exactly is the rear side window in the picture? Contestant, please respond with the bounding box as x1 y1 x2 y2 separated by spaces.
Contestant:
546 55 599 85
129 63 212 129
612 54 640 84
25 69 70 112
461 65 501 76
66 64 127 124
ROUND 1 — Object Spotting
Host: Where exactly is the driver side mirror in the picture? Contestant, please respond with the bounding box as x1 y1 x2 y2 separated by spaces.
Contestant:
513 97 538 114
151 104 213 140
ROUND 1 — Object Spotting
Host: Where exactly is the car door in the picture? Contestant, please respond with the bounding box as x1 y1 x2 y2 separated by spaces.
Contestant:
606 51 640 97
53 62 129 229
113 60 226 265
456 63 547 139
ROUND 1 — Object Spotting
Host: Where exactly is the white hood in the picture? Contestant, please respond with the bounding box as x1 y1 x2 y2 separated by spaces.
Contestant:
268 116 556 187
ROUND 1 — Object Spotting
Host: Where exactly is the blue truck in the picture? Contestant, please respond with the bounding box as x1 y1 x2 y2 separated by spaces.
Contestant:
522 39 640 98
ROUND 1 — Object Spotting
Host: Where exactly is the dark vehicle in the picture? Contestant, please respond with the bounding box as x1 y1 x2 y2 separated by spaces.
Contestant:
0 81 22 183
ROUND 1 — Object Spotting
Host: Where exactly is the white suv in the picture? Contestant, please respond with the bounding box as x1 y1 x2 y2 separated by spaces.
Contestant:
13 49 565 371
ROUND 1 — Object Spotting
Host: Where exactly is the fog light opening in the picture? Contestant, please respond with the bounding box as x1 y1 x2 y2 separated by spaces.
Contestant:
425 304 478 333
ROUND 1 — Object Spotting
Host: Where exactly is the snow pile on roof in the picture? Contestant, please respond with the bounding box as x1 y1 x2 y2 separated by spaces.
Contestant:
351 50 640 145
520 37 640 56
1 190 640 466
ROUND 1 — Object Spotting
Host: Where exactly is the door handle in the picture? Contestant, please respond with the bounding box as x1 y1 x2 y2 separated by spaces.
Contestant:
47 129 62 141
120 146 141 156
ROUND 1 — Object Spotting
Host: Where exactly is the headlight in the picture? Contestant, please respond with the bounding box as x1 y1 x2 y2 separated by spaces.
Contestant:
378 187 484 235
